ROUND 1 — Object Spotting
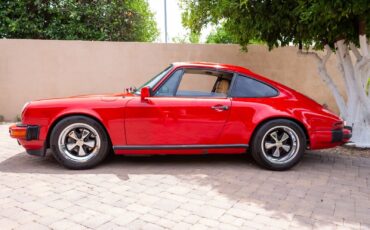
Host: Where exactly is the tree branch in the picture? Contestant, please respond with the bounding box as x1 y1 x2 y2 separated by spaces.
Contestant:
357 35 370 70
358 19 368 57
336 40 370 119
353 37 370 90
322 45 332 64
297 49 321 62
298 47 348 118
334 42 352 96
359 34 369 58
350 42 362 61
339 39 370 116
317 45 348 118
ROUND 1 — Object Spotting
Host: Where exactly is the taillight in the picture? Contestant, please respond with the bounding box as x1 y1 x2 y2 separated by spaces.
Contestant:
333 121 344 129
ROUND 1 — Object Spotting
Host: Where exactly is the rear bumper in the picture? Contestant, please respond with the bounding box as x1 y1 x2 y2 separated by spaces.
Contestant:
310 126 352 150
332 126 352 143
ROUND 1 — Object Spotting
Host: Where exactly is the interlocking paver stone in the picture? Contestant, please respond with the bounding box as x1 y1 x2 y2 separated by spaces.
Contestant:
0 124 369 229
14 222 50 230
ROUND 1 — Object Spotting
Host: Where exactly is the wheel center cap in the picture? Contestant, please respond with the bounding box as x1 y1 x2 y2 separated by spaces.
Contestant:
76 140 84 146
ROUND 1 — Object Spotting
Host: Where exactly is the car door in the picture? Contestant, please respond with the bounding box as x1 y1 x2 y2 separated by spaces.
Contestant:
124 68 233 145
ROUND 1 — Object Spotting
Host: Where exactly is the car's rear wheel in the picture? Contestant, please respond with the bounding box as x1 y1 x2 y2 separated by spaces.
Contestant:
250 119 306 170
50 116 110 169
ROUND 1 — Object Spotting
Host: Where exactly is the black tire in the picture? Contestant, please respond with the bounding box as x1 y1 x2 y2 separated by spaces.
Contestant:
250 119 306 171
50 116 110 169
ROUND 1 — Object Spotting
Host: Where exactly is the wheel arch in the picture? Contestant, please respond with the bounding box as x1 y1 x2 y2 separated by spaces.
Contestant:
250 116 310 147
45 113 112 149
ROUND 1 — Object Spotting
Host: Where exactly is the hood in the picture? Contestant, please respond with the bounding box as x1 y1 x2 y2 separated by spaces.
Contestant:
35 92 133 101
28 92 135 108
68 92 130 99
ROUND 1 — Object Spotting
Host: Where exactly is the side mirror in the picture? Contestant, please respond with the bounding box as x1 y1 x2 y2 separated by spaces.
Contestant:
141 87 152 101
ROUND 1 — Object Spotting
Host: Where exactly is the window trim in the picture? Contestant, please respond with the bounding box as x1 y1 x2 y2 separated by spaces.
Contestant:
153 67 235 99
135 65 173 95
230 74 279 98
154 69 184 97
227 73 238 98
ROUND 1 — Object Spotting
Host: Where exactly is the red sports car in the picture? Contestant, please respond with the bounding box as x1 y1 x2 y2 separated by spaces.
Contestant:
9 62 351 170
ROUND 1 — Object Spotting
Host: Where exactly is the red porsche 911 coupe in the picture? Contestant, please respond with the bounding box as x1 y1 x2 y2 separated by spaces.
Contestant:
10 62 352 170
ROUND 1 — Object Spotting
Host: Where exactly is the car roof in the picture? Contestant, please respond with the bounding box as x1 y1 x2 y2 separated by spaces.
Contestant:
172 62 251 73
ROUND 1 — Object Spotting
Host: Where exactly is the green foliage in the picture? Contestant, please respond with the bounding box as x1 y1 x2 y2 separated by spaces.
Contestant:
172 32 199 43
206 25 236 44
180 0 370 50
0 0 159 42
206 24 266 44
172 35 188 44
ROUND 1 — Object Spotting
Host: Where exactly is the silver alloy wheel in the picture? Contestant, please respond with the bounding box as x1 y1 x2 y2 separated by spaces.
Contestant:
58 123 101 163
261 126 300 164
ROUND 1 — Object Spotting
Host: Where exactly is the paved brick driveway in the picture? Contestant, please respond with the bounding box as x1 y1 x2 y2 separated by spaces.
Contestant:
0 124 370 229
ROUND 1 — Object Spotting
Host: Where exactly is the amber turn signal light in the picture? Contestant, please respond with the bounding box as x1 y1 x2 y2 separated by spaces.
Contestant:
9 125 27 139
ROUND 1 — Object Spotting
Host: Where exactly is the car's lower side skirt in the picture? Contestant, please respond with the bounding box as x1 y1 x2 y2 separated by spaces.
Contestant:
113 144 249 150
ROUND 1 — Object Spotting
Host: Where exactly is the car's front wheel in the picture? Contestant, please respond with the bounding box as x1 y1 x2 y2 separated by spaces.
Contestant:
250 119 306 170
50 116 110 169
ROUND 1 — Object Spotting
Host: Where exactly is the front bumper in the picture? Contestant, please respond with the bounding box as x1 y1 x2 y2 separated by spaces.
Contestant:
9 123 40 140
9 124 45 157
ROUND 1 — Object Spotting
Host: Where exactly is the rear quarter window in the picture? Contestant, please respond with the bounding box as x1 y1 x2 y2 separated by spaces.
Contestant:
230 75 278 98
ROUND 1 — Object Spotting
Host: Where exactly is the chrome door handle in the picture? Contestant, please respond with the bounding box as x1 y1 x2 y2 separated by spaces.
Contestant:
211 105 229 111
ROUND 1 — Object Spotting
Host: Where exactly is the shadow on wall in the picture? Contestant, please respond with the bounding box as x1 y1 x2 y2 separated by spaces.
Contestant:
0 151 369 228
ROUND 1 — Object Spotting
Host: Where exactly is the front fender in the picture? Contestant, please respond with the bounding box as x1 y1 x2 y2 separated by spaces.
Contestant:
22 99 127 151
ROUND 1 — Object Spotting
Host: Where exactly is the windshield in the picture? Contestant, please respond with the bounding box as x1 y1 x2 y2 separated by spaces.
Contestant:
135 65 173 95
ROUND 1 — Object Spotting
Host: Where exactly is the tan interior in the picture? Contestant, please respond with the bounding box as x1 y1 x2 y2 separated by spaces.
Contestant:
215 80 230 94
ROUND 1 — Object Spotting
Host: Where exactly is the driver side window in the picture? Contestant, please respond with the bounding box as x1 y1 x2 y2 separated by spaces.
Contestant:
155 68 233 98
